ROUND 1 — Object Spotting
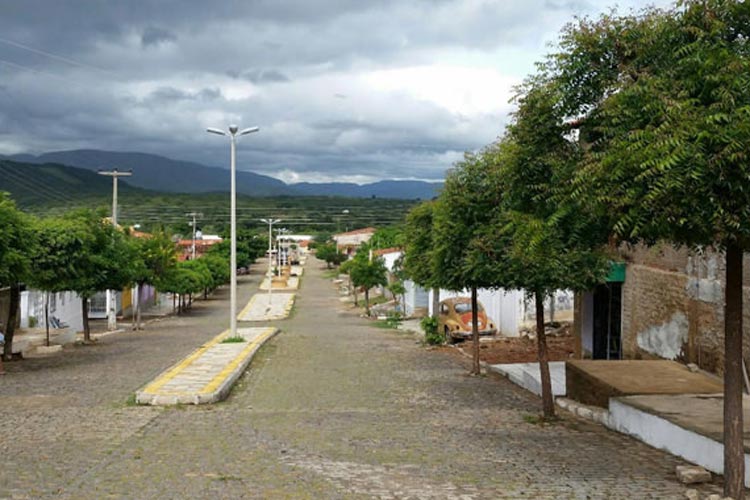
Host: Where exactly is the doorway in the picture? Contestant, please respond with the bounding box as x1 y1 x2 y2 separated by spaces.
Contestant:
592 283 622 360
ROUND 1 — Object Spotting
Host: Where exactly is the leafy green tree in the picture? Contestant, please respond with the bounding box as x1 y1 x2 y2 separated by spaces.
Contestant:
371 225 404 249
0 193 35 359
201 254 230 292
548 2 750 492
432 151 506 375
347 248 388 316
316 242 346 268
131 231 177 329
483 81 610 418
402 201 441 319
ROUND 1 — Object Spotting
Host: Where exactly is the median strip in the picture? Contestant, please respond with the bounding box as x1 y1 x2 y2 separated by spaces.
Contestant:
136 326 278 405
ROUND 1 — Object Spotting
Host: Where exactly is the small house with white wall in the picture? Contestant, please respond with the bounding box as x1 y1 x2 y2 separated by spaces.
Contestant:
333 227 376 256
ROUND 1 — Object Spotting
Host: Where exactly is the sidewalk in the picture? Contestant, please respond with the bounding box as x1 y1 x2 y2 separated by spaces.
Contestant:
238 293 295 321
136 326 278 405
259 276 300 291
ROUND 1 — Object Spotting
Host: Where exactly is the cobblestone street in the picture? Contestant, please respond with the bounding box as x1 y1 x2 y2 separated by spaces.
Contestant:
1 258 721 499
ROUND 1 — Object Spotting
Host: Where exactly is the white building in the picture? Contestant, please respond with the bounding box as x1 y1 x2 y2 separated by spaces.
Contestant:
20 290 84 332
428 288 574 337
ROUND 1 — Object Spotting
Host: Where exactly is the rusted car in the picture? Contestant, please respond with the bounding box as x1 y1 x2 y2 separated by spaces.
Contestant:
438 297 497 344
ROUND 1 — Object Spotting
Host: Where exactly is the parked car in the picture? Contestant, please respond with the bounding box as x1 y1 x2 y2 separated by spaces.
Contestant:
438 297 497 344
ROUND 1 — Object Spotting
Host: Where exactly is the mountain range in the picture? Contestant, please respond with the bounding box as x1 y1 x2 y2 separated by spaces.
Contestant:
1 150 442 200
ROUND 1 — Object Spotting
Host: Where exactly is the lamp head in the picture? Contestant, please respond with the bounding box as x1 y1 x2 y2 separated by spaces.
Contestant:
206 127 226 136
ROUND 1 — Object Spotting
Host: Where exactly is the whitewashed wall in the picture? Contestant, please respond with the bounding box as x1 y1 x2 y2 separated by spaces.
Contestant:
20 290 84 332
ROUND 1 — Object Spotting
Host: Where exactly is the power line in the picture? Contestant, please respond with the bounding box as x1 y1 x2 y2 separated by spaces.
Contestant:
0 36 116 77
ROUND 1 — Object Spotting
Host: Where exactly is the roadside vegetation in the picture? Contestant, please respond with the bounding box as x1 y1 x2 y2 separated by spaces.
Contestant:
398 2 750 497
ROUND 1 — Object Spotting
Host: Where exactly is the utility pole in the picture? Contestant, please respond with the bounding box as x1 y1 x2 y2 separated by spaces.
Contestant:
186 212 203 260
98 168 133 331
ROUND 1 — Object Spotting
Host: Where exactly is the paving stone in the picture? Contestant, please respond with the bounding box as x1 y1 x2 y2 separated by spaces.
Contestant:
0 258 726 499
676 465 712 484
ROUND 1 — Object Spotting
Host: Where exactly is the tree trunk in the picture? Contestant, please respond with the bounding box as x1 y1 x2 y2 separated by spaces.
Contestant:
724 242 744 500
471 286 480 376
3 283 20 361
45 292 50 347
353 284 358 307
132 284 138 330
535 290 555 419
172 293 176 313
82 297 91 343
364 288 370 316
432 287 440 319
136 287 143 331
549 294 555 323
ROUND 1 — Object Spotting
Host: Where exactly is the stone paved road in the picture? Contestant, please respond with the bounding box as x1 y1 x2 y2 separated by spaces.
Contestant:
1 258 723 499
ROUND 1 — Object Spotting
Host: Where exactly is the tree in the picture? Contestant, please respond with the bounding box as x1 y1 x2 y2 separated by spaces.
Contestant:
316 242 346 268
482 80 611 418
0 193 35 359
432 151 506 375
131 230 177 329
549 2 750 494
371 225 404 249
347 248 388 316
402 202 441 319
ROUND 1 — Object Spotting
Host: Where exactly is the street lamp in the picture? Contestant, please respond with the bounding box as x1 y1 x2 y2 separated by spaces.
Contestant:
260 218 281 305
98 168 133 331
207 124 259 338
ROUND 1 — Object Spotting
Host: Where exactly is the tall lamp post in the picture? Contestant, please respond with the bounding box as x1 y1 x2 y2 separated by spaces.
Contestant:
98 168 133 331
207 125 259 338
260 218 281 305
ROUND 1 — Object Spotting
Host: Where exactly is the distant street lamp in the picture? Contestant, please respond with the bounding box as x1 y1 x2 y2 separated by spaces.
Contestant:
260 218 281 305
98 168 133 331
207 125 260 338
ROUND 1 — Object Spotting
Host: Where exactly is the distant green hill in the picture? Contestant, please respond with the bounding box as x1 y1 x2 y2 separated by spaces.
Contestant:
4 149 443 200
0 159 416 233
0 159 144 209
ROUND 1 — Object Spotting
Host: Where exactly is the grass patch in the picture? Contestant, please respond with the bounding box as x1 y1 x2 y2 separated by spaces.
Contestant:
368 295 389 306
125 393 137 406
323 268 340 279
221 336 246 344
373 316 402 330
523 413 560 425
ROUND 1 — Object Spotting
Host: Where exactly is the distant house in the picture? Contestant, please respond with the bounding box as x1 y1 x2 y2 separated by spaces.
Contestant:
333 227 376 256
177 234 223 261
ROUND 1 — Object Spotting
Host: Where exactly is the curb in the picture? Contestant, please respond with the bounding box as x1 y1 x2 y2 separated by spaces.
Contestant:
238 293 296 321
135 326 279 406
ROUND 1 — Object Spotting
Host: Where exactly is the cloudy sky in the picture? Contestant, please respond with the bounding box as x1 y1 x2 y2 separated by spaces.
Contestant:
0 0 672 184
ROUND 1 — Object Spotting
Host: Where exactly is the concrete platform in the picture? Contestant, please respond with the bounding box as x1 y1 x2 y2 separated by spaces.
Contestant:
487 362 566 397
238 293 295 321
259 276 300 291
136 327 278 405
566 360 723 408
609 394 750 487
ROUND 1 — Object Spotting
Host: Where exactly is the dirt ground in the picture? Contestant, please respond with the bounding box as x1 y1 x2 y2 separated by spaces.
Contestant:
455 330 576 365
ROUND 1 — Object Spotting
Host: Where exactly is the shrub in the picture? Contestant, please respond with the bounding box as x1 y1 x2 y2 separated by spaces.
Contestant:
421 316 442 345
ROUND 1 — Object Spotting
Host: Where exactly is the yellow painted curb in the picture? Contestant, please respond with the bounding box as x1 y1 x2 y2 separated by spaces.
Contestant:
200 326 276 394
237 294 260 320
140 329 231 395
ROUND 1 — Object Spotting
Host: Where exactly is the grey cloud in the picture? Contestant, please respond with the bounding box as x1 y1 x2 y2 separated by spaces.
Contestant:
141 26 177 47
0 0 670 183
227 69 291 84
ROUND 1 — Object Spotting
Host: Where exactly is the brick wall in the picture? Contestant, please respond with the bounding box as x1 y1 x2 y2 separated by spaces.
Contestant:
619 242 750 375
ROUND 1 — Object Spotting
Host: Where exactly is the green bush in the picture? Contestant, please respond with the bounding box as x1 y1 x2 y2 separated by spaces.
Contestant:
420 316 442 345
